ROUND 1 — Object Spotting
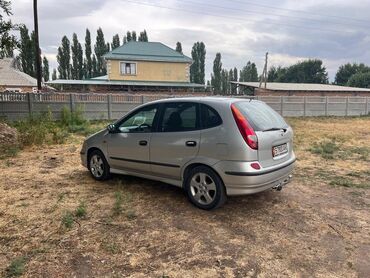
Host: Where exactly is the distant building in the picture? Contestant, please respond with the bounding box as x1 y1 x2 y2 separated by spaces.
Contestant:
0 58 38 93
234 82 370 97
48 41 205 93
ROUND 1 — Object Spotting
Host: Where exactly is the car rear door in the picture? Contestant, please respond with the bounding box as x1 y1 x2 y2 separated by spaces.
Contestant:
150 102 201 180
234 101 294 168
107 104 158 174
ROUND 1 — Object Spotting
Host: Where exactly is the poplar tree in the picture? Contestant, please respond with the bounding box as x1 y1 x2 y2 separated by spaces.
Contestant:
94 27 107 75
175 42 182 54
190 42 206 84
19 25 35 77
92 54 98 77
84 29 92 78
57 36 70 79
211 53 222 93
42 56 49 82
51 68 57 80
111 34 120 49
71 33 83 79
132 31 137 41
138 30 148 42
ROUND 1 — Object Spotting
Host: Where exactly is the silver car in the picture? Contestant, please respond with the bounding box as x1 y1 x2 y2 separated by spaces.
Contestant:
81 97 295 210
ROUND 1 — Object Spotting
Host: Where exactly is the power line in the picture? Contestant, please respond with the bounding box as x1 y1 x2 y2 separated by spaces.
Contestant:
179 0 370 29
227 0 370 25
120 0 360 34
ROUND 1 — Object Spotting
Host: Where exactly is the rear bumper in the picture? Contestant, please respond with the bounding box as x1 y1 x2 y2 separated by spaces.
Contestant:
214 155 296 196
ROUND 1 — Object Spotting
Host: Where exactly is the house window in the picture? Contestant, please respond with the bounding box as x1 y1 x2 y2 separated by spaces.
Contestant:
120 62 137 75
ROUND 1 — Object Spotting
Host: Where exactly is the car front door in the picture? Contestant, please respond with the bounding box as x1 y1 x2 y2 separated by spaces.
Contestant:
150 102 201 180
107 104 158 175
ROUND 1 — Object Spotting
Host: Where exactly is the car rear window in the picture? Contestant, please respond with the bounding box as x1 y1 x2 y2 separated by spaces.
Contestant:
234 101 288 131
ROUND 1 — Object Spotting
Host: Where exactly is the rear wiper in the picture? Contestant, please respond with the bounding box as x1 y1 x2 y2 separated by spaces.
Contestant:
262 127 287 132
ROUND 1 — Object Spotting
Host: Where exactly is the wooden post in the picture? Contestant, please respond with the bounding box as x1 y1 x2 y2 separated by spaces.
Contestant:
108 94 112 120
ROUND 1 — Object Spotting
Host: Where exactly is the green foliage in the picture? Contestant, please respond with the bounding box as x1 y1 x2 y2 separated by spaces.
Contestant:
61 211 74 229
57 36 71 79
111 34 120 49
239 61 258 94
190 42 206 84
51 68 57 80
42 56 49 82
94 27 108 76
113 191 123 216
19 25 36 77
0 0 19 58
335 63 370 86
347 72 370 88
175 41 182 54
138 30 148 42
329 177 369 189
71 33 84 80
85 28 92 78
6 256 26 277
75 202 87 218
211 53 222 93
309 140 339 159
268 59 328 84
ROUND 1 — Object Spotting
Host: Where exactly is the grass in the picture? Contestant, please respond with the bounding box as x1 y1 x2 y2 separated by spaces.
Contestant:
308 140 339 159
113 191 123 216
61 211 74 229
5 257 26 277
75 202 87 218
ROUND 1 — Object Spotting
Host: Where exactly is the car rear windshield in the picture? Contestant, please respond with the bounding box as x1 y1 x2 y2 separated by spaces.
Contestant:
234 101 288 131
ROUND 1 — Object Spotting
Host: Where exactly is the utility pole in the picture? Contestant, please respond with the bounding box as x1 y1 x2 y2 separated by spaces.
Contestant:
259 52 268 89
33 0 42 91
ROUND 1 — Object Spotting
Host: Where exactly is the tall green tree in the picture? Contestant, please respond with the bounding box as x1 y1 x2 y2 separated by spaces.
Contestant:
51 68 57 80
94 27 107 76
0 0 19 58
347 72 370 88
42 56 49 82
92 54 98 77
335 63 370 86
239 61 258 94
267 60 328 84
111 34 120 49
71 33 83 79
190 42 206 84
57 35 71 79
19 25 35 77
175 42 182 54
138 30 148 42
211 53 222 93
124 31 132 43
132 31 137 41
84 29 92 78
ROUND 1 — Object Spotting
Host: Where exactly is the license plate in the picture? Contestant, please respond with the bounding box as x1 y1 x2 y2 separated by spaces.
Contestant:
272 143 288 157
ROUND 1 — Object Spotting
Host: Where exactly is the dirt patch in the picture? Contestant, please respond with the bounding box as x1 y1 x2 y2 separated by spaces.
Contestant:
0 117 369 277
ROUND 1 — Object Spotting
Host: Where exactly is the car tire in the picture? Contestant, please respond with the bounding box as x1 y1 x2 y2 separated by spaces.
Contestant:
185 166 227 210
88 149 111 181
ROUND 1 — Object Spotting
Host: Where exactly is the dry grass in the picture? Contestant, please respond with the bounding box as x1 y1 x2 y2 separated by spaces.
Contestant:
0 117 370 277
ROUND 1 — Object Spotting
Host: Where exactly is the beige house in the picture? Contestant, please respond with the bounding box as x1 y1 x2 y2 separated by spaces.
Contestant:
49 41 204 92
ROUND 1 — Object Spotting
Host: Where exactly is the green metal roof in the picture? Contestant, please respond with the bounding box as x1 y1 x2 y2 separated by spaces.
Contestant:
103 41 193 63
46 78 205 88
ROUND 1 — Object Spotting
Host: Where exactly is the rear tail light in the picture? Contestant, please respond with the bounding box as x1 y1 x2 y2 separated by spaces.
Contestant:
250 162 261 170
231 103 258 150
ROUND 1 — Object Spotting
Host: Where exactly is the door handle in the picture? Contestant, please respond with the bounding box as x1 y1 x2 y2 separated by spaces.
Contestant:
185 141 197 147
139 140 148 146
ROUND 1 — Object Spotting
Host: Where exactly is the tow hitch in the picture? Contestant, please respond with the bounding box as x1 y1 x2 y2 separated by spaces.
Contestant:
272 174 292 191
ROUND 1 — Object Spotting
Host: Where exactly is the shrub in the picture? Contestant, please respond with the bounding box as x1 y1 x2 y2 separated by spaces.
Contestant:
6 256 26 277
61 211 74 229
113 191 123 216
75 202 87 218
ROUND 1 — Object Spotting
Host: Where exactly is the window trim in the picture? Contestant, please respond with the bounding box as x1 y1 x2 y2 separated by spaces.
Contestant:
114 104 159 134
119 61 137 76
156 102 201 133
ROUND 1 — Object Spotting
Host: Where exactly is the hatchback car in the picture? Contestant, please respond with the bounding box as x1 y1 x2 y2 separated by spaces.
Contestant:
81 97 295 210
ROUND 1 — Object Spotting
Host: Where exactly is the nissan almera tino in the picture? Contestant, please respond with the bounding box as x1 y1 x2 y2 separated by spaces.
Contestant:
81 97 295 210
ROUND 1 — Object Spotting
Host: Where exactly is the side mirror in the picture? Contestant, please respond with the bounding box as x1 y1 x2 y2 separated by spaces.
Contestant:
107 124 117 133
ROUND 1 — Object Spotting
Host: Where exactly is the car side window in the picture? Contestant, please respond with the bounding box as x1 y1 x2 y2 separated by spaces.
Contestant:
159 102 199 132
201 104 222 129
118 105 157 133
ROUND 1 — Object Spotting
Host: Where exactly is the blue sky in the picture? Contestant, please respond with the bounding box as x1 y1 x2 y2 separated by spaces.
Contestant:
11 0 370 81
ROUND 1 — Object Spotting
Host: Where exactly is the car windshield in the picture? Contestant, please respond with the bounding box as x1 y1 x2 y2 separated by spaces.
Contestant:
234 101 288 131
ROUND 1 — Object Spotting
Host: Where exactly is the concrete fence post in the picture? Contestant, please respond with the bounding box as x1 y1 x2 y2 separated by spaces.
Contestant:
141 95 145 104
365 97 369 115
108 94 112 120
280 96 284 116
27 93 34 116
69 93 74 112
345 96 349 116
303 96 306 117
325 96 328 116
